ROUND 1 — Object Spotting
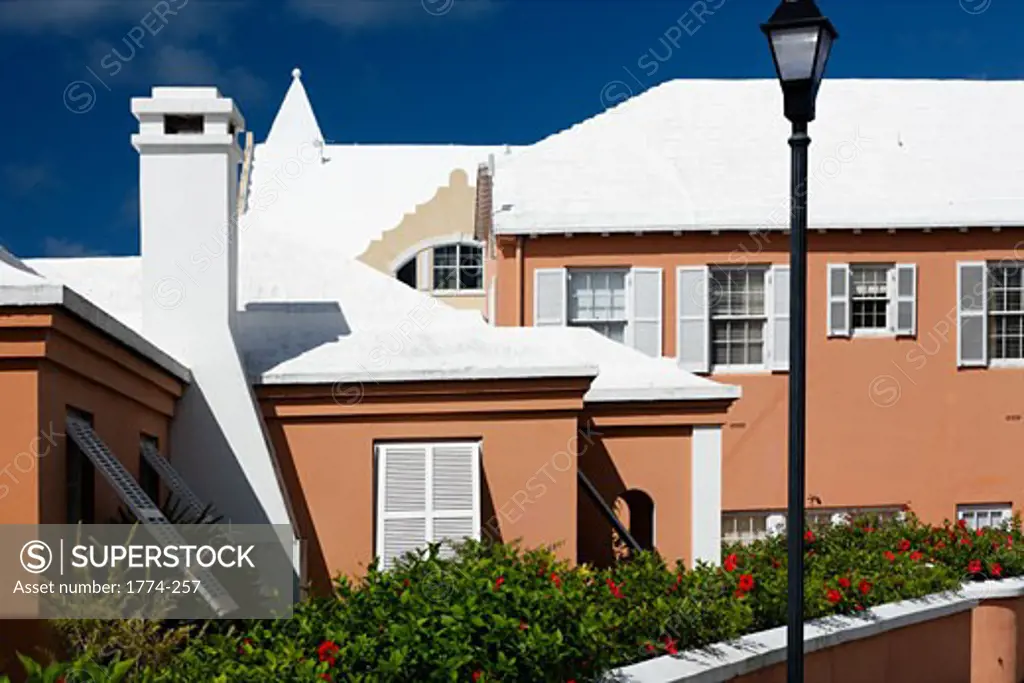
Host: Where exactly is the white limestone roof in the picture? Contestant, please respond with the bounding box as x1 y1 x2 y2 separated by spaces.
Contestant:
493 79 1024 235
26 226 738 403
0 254 189 382
244 69 516 260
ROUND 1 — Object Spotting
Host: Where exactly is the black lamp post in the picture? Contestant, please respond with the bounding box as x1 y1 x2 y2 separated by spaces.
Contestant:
761 2 837 683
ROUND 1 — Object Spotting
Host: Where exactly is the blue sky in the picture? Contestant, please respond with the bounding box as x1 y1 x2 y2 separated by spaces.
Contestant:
0 0 1017 258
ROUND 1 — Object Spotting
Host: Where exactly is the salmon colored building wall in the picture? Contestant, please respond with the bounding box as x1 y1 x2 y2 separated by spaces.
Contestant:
729 608 974 683
494 229 1024 522
0 308 184 671
258 378 589 589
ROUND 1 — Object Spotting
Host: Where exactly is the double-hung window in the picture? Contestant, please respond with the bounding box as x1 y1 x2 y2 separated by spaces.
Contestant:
957 262 1024 367
827 263 917 337
569 270 628 343
710 268 767 368
957 503 1011 530
375 442 480 570
532 267 663 357
677 264 790 373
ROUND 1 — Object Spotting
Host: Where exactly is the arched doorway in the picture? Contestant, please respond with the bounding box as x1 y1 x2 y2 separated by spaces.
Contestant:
612 489 655 558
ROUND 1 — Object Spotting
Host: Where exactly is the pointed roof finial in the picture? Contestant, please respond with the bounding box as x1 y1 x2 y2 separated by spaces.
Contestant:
266 67 324 148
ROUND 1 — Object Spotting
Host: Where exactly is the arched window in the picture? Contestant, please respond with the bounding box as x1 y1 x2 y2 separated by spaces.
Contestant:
396 257 417 289
432 243 483 293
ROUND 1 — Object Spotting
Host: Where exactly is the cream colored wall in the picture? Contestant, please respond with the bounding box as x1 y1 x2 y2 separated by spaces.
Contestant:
358 169 486 316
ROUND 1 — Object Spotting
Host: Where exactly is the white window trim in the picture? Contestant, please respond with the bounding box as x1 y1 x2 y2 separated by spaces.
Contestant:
431 242 485 295
957 503 1011 529
375 441 482 564
709 265 771 374
567 267 630 339
849 263 896 337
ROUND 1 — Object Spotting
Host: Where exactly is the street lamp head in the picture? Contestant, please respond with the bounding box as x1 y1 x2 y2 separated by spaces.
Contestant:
761 0 838 124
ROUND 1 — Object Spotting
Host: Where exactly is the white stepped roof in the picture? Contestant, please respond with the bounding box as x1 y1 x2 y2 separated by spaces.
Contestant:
493 79 1024 235
27 225 738 402
245 68 515 260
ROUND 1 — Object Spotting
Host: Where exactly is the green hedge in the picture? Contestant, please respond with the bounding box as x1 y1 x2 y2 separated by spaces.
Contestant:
7 514 1023 682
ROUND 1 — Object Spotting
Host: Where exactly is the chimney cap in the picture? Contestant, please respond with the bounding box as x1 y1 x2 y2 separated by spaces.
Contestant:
292 67 302 79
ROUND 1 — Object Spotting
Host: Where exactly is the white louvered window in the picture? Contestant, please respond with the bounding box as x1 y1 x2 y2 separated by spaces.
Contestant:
988 265 1024 362
957 503 1011 530
376 442 480 571
568 269 628 343
710 267 767 368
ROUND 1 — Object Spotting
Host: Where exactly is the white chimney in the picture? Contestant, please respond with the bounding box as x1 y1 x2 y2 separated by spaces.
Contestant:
131 89 299 553
132 87 242 357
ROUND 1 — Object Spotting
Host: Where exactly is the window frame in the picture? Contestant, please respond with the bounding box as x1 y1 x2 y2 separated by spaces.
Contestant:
986 263 1024 367
566 267 630 344
431 243 484 295
849 263 895 337
709 265 770 373
957 503 1012 530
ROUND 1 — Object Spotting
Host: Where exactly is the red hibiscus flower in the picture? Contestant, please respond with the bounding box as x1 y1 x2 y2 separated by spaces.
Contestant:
734 589 747 598
318 640 339 665
804 530 816 543
771 557 781 568
968 559 983 574
319 675 332 682
935 541 946 549
855 604 865 612
472 671 483 682
1008 536 1014 548
897 539 911 552
606 578 624 600
494 576 505 591
644 642 656 653
738 574 755 592
859 579 872 595
826 589 842 604
662 636 679 655
960 537 972 547
976 528 985 537
723 553 738 573
958 519 968 529
838 577 851 589
550 572 562 589
991 562 1003 577
909 551 923 562
884 551 896 562
519 621 529 631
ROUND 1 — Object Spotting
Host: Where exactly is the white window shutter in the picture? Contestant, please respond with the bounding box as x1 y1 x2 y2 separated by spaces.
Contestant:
894 264 917 336
430 443 481 558
376 444 429 570
628 267 663 357
677 266 709 373
827 263 851 337
957 261 988 367
770 265 790 371
534 268 567 326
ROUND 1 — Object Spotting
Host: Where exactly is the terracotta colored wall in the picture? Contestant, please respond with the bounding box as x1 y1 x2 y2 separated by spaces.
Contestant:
0 310 182 673
734 609 973 683
262 387 584 588
578 426 692 568
496 229 1024 521
972 595 1024 683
